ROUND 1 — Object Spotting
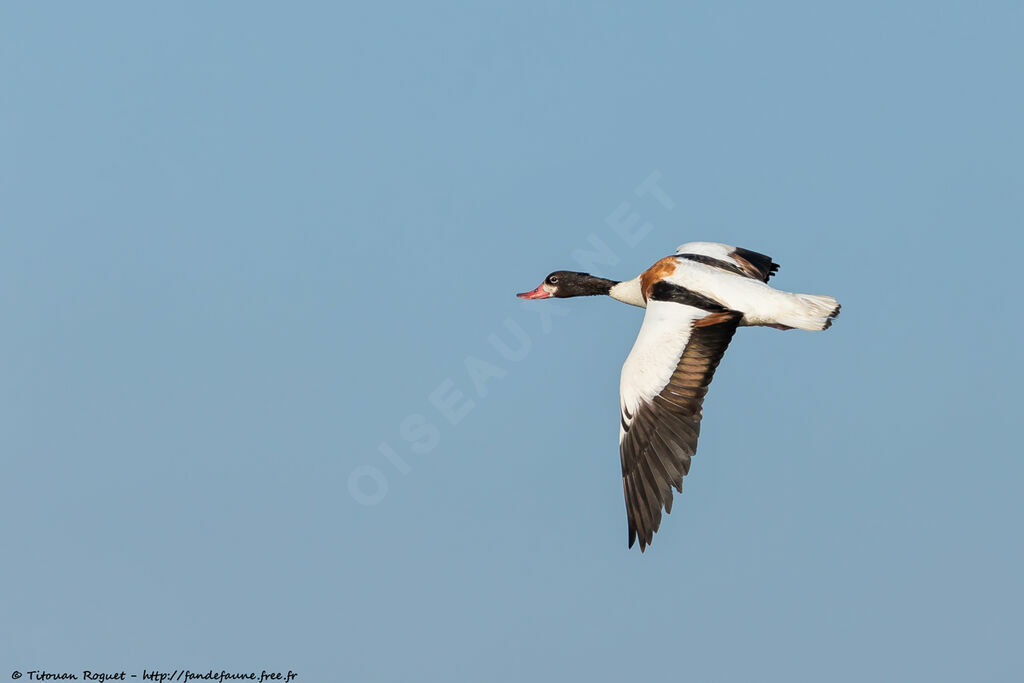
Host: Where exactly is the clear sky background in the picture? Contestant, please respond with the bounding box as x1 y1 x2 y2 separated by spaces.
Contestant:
2 2 1022 682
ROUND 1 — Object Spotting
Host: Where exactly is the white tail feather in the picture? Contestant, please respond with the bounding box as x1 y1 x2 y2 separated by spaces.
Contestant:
773 294 841 331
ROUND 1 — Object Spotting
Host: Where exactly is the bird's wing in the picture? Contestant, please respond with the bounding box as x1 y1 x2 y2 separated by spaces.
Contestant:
675 241 780 282
618 299 741 551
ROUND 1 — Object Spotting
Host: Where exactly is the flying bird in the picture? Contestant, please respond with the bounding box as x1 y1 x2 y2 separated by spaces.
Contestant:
517 241 840 551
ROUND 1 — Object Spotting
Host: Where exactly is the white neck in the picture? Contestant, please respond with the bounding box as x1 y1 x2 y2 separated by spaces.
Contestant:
609 278 646 308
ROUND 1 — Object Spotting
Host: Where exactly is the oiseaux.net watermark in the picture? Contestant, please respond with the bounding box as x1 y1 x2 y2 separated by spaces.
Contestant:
348 171 676 506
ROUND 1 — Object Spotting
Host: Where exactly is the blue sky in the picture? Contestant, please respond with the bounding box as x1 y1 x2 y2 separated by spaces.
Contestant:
2 2 1022 681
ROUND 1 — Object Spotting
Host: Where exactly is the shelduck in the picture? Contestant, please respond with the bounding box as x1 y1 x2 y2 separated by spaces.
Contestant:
517 241 840 551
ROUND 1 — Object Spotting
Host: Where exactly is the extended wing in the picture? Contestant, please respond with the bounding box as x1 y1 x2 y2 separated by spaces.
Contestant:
675 241 779 283
619 298 741 550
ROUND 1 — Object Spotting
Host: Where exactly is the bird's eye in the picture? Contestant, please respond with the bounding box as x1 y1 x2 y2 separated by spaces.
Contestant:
548 276 559 285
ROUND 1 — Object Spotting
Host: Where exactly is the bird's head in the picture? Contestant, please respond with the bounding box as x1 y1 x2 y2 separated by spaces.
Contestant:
517 271 616 300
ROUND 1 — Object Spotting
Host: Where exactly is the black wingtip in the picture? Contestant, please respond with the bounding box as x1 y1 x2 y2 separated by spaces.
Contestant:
822 303 841 330
732 247 780 282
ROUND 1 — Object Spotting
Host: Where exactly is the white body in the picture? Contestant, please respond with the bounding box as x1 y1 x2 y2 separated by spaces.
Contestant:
665 260 836 329
611 257 837 331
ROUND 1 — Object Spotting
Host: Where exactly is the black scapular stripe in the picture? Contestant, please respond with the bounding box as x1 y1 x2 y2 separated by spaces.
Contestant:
649 280 730 312
677 253 748 277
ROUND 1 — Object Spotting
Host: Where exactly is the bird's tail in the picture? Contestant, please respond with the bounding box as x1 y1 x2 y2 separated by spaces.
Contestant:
772 294 841 331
